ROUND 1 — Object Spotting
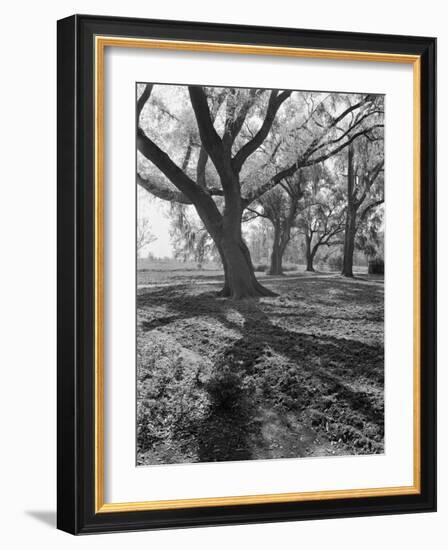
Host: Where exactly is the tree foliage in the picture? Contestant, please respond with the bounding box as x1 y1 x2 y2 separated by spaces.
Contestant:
169 204 218 266
137 84 384 293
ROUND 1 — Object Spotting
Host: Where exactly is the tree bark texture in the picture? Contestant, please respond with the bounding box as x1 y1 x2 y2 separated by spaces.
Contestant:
341 208 356 277
305 235 316 272
268 224 284 276
342 145 357 277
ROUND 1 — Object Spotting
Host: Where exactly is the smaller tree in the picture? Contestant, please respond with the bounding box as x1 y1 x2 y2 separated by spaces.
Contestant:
296 166 345 272
253 173 303 275
341 138 384 277
137 218 156 259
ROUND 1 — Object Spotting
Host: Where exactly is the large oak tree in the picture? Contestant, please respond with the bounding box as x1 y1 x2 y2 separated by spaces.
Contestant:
137 85 382 298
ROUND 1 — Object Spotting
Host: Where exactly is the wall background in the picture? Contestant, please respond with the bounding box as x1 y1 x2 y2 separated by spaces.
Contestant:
0 1 443 548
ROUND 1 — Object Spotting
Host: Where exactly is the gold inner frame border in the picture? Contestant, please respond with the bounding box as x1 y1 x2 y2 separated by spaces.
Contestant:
94 35 421 513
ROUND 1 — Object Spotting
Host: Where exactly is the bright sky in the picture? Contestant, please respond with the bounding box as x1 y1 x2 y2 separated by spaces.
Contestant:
138 189 174 258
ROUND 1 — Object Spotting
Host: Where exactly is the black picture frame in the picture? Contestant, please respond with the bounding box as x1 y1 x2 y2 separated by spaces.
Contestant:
57 14 436 535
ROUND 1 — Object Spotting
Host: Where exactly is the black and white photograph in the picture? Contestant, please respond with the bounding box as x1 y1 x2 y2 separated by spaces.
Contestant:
136 83 385 466
0 0 441 542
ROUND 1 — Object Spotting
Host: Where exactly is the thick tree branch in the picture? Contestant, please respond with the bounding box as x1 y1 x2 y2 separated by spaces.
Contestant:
196 91 227 187
137 173 192 204
181 138 194 172
137 127 200 202
137 84 154 120
137 84 202 205
137 84 225 239
188 86 228 177
138 129 224 203
232 90 291 173
196 147 209 187
222 88 259 151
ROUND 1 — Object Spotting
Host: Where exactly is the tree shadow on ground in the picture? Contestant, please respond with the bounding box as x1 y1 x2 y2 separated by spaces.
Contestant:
138 280 384 462
194 358 261 462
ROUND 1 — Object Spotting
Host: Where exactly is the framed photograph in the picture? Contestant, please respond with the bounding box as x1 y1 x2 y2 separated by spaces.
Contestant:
57 14 436 534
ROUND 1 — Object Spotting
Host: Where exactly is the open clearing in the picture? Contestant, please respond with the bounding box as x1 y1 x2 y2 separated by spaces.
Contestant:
137 263 384 466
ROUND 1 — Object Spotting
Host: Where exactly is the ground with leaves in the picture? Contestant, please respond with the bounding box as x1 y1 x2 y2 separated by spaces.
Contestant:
137 262 384 466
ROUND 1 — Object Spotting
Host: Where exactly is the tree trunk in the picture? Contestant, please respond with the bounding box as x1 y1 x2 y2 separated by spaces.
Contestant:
342 145 357 278
306 255 315 272
304 235 315 272
341 208 356 277
217 234 275 299
268 246 284 276
215 243 231 297
210 204 276 299
268 224 284 275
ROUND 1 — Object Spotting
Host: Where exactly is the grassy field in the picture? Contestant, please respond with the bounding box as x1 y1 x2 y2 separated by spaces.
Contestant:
137 261 384 466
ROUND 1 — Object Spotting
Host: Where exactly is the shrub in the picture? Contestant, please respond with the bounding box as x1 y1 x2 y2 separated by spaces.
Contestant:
136 339 208 458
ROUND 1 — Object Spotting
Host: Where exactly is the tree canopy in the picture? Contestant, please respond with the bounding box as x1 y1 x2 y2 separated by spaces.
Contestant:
137 83 384 297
